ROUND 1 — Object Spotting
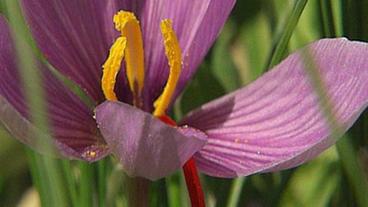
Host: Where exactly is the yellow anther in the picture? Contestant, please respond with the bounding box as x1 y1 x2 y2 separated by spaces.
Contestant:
101 37 127 101
113 11 145 98
153 19 182 117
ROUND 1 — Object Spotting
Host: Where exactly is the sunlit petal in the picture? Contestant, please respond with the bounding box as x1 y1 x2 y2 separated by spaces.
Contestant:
182 38 368 177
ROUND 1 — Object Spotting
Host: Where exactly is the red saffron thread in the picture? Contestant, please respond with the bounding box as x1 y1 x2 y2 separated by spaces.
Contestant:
183 158 206 207
158 115 177 126
159 115 206 207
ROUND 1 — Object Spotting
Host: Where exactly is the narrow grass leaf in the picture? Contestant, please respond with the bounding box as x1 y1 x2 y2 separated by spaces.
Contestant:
265 0 308 69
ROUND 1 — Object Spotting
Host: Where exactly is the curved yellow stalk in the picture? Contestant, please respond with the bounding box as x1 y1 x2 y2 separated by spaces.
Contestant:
114 11 145 97
153 19 182 117
101 37 127 101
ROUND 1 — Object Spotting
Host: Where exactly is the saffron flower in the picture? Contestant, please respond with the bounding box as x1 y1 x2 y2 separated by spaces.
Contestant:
1 0 368 189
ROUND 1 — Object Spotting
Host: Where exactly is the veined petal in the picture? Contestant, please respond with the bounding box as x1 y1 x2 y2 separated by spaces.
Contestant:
139 0 236 109
21 0 235 107
0 16 108 161
95 101 207 180
181 38 368 177
20 0 131 102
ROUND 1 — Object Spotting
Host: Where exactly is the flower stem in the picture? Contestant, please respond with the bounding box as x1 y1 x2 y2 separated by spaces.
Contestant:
127 177 151 207
183 158 206 207
158 115 205 207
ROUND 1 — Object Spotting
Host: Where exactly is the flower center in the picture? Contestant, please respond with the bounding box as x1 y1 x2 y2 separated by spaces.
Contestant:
101 11 182 117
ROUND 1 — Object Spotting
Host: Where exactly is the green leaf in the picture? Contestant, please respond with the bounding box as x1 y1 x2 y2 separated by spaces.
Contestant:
211 20 242 91
178 63 226 116
279 149 339 207
265 0 309 69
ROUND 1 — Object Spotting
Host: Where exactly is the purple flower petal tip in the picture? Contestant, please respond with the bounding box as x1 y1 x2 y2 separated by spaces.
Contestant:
178 126 208 143
183 38 368 178
95 101 207 180
1 96 109 161
1 17 108 161
80 144 110 162
55 141 110 162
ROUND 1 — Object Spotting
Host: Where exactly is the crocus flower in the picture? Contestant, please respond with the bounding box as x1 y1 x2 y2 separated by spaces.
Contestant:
0 0 235 178
1 0 368 192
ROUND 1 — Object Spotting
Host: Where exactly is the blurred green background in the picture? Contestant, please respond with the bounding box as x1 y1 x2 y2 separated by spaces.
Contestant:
0 0 368 206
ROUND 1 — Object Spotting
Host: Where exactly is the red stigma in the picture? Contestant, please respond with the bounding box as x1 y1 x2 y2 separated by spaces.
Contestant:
159 115 206 207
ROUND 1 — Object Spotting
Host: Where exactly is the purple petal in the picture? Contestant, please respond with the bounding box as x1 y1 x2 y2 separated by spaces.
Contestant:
95 101 207 180
138 0 236 109
21 0 235 108
181 38 368 177
0 16 108 161
20 0 128 102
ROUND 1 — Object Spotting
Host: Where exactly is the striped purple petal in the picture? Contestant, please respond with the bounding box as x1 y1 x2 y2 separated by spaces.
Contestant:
138 0 236 109
181 38 368 178
95 101 207 180
21 0 235 109
20 0 127 102
0 16 108 161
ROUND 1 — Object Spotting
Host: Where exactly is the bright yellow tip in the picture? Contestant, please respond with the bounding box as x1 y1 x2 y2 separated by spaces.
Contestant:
153 19 182 117
114 11 145 99
101 37 127 101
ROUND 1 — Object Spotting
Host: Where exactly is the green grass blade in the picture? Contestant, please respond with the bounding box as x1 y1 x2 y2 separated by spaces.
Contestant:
79 162 94 207
300 47 368 207
336 137 368 207
98 159 107 207
62 161 79 207
166 174 182 207
265 0 308 69
106 165 125 207
278 149 339 207
319 3 368 206
211 21 241 92
26 150 53 207
318 0 336 37
4 1 69 206
226 177 246 207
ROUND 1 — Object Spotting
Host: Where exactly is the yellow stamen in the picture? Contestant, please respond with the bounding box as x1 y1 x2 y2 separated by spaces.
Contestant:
114 11 145 97
101 37 127 101
153 19 182 117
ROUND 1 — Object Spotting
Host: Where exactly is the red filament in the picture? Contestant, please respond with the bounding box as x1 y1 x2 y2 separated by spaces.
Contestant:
159 115 206 207
182 157 206 207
